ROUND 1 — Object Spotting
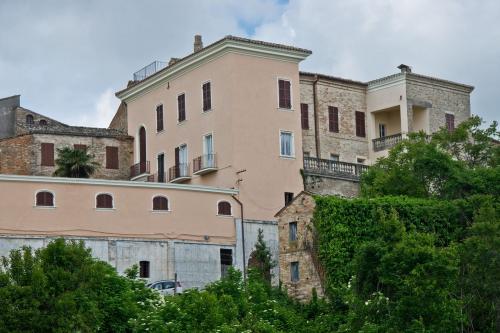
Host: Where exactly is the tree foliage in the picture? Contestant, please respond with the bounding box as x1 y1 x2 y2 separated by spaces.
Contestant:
53 146 100 178
361 116 499 199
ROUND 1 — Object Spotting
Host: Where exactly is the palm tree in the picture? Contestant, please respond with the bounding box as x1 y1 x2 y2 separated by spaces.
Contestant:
53 147 100 178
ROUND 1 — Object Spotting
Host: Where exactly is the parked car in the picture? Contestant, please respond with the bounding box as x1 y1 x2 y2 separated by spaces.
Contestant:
147 280 183 296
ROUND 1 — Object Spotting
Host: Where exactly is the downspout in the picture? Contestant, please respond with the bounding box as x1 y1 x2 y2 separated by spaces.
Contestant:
232 195 246 282
313 75 321 158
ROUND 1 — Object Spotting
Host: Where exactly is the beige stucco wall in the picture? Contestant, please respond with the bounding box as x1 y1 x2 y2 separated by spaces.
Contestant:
0 176 240 244
125 52 304 221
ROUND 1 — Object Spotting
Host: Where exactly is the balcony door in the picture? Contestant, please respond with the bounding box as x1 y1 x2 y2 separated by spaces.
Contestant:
379 123 386 138
157 153 165 182
203 134 213 167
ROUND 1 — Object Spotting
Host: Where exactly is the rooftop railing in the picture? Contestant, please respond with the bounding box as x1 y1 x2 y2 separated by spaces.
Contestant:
133 61 167 81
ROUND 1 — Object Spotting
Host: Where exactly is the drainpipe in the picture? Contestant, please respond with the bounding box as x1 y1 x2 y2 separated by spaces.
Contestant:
232 195 246 282
313 75 321 158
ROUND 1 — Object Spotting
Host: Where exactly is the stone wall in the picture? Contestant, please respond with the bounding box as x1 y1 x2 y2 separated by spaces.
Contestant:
0 135 33 175
304 174 360 197
109 102 128 133
0 95 19 139
0 133 133 180
15 107 68 136
406 78 471 133
277 192 324 302
300 77 369 163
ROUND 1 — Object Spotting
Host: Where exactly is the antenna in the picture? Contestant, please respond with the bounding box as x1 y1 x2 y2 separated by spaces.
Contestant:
236 169 247 186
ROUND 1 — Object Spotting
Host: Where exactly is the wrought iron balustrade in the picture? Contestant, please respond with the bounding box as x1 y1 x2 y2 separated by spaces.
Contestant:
193 153 217 174
168 163 190 182
130 161 150 178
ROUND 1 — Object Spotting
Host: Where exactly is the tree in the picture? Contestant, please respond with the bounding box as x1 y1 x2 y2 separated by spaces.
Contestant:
53 146 100 178
247 229 275 284
361 117 499 199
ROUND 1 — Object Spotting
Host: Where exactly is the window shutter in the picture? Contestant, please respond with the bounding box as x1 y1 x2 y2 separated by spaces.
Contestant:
178 94 186 122
218 201 231 215
96 194 113 209
156 105 163 132
278 80 291 109
106 146 119 169
355 111 366 137
74 144 87 151
300 104 309 129
446 114 455 132
203 82 211 111
41 143 54 166
329 106 339 133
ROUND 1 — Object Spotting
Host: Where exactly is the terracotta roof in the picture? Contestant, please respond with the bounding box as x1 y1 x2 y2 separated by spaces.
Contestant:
368 72 474 91
116 35 312 96
26 126 132 139
300 71 368 87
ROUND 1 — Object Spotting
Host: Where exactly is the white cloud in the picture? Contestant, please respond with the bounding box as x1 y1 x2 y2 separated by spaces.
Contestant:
79 89 119 128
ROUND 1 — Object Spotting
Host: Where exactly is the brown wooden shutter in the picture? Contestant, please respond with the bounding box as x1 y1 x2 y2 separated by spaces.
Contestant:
329 106 339 133
153 196 168 211
156 105 164 132
178 94 186 122
300 103 309 129
446 114 455 132
96 194 113 209
203 82 211 111
41 143 54 166
106 146 119 169
74 144 87 151
218 201 231 215
36 191 53 206
355 111 366 137
278 80 291 109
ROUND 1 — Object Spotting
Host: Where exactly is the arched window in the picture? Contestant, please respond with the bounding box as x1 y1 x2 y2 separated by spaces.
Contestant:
152 196 169 211
96 193 113 209
36 191 54 207
39 119 47 126
26 114 34 125
217 201 232 216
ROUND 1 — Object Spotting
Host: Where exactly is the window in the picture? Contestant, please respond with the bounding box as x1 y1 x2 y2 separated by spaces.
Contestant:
445 113 455 132
289 222 297 242
178 94 186 122
36 191 54 207
284 192 294 206
41 143 54 166
39 119 47 126
290 261 299 282
26 114 34 125
379 123 386 138
156 105 164 132
153 196 169 211
139 261 150 278
217 201 232 216
280 131 294 157
220 249 233 278
357 158 366 164
74 144 87 151
330 154 339 162
202 82 211 111
96 193 113 209
300 103 309 129
106 146 119 169
355 111 366 137
278 79 291 109
329 106 339 133
157 153 165 182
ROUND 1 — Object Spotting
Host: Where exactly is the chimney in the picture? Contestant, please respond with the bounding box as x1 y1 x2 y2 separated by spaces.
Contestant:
194 35 203 52
397 64 412 73
168 57 179 66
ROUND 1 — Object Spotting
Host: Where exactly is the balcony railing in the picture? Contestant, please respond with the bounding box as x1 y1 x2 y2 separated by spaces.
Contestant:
372 133 403 152
147 172 167 183
303 157 368 181
168 163 191 183
130 161 150 179
193 153 217 175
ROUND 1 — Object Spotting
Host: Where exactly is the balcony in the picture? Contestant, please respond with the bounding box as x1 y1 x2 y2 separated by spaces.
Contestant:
130 161 150 179
372 133 403 152
303 157 369 181
193 153 217 175
168 163 191 183
147 172 167 183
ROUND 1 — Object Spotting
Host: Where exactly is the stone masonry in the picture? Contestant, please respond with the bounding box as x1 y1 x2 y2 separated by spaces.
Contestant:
277 192 324 302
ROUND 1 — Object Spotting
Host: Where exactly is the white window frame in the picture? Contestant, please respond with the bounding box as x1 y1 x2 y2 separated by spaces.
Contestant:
276 77 293 111
34 189 56 208
178 143 188 165
95 192 115 211
203 132 214 155
279 130 295 158
378 123 386 138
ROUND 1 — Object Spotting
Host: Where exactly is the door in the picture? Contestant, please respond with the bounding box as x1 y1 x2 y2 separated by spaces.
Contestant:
203 134 213 167
139 127 147 173
157 153 165 182
379 123 386 138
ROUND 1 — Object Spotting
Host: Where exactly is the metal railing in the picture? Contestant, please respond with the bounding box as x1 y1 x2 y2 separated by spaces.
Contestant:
133 61 167 81
168 163 190 182
372 133 403 152
130 161 150 178
303 157 369 181
193 153 217 173
147 172 167 183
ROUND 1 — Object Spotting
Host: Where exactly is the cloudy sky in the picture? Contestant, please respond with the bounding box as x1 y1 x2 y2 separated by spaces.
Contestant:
1 0 498 127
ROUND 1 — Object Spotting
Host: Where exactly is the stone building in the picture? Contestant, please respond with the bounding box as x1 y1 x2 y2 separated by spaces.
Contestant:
0 95 133 180
276 191 324 301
